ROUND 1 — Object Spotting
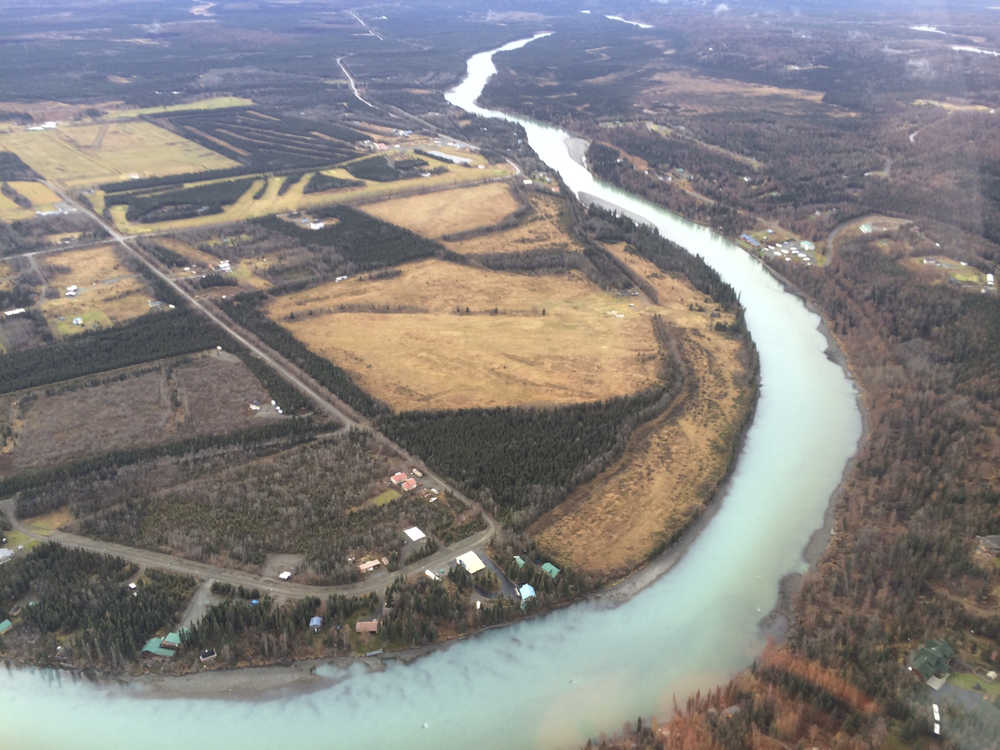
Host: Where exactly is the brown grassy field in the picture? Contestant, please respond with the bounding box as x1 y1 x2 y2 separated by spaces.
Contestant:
268 259 662 411
638 71 832 117
442 190 588 256
37 244 154 335
359 182 522 239
528 244 754 577
0 349 279 474
0 180 64 220
0 121 238 187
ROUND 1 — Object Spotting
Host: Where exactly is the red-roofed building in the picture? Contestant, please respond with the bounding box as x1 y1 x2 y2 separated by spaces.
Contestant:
390 472 408 486
401 478 418 492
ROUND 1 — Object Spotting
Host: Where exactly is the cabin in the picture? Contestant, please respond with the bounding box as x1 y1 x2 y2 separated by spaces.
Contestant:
403 527 426 543
358 559 381 574
0 619 13 635
541 562 561 580
908 639 955 688
356 619 379 634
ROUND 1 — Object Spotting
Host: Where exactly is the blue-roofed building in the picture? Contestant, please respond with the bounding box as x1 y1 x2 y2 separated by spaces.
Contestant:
309 615 323 632
513 555 525 569
541 562 561 580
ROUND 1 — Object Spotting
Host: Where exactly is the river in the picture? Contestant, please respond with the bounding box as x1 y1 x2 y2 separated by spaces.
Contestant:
1 35 862 750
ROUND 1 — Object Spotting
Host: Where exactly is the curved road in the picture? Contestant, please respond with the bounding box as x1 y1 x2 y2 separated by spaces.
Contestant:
15 182 500 600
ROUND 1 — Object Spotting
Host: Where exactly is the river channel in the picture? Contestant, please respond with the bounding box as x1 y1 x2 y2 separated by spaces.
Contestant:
1 35 862 750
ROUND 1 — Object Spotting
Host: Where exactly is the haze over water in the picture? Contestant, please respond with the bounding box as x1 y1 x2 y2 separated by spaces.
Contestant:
2 35 862 750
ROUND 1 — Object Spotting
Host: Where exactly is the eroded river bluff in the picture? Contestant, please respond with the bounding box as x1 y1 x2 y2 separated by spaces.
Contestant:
1 35 861 750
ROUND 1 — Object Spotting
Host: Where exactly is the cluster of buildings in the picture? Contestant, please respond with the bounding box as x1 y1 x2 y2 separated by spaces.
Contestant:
765 239 815 265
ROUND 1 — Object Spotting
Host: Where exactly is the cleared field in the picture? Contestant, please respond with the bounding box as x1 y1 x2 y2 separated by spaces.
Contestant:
0 121 238 187
639 71 831 116
0 350 279 473
0 192 32 221
529 243 754 577
443 190 587 256
268 259 662 411
109 96 254 120
359 183 522 238
106 162 515 234
8 181 61 206
37 244 154 335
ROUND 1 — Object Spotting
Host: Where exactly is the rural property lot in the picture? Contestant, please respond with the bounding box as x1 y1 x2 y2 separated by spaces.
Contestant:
268 259 663 411
0 121 238 187
359 183 522 239
0 350 279 473
529 244 754 577
37 244 155 335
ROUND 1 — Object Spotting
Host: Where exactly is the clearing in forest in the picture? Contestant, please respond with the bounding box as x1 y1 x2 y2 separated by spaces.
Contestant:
359 183 522 239
441 190 587 255
0 349 280 474
0 121 238 187
268 259 663 411
529 243 755 578
36 244 155 335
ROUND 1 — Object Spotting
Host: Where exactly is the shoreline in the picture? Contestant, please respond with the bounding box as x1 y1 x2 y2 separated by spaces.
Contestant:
2 132 866 708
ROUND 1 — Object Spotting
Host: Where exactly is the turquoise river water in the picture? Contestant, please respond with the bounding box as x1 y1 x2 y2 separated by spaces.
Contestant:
1 35 862 750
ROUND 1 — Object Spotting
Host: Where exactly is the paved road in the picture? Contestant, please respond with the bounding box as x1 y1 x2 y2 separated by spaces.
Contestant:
13 183 499 600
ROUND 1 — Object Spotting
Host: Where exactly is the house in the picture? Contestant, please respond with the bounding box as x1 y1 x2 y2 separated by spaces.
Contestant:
403 527 426 543
3 308 25 318
356 619 379 634
142 630 185 657
278 570 293 581
541 562 561 580
390 471 408 486
358 559 381 574
908 639 955 687
0 619 12 635
401 478 418 492
309 615 323 632
161 631 183 650
518 583 535 601
456 551 486 574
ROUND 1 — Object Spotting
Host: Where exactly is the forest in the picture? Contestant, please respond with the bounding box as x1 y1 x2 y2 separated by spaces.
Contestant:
220 293 387 418
256 205 442 269
0 310 222 394
343 155 429 182
105 177 256 223
378 387 673 529
14 429 470 584
0 543 194 670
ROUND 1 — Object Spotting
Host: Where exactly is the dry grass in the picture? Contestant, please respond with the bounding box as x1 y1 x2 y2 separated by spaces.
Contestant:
37 244 153 335
914 98 994 112
0 121 238 187
0 193 32 221
268 259 662 411
443 191 588 256
0 350 279 474
107 162 515 234
639 71 828 116
7 180 61 206
529 244 753 577
359 183 522 239
109 96 254 120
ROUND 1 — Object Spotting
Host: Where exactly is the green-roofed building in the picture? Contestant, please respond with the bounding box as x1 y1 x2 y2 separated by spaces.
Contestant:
908 639 955 681
513 555 525 569
162 631 184 650
0 618 12 635
142 637 176 658
541 562 561 580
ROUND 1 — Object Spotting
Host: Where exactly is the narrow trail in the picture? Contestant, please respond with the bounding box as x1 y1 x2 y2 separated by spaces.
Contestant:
337 56 377 110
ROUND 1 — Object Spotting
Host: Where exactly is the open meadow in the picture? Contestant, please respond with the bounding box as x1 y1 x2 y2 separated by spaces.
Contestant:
528 243 755 577
268 258 663 411
0 349 280 473
359 182 522 239
36 244 155 335
0 121 238 187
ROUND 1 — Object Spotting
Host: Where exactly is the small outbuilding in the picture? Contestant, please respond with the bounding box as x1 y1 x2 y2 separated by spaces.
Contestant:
356 619 379 634
309 615 323 632
0 548 13 565
199 648 217 663
0 619 12 635
456 551 486 575
278 570 293 581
